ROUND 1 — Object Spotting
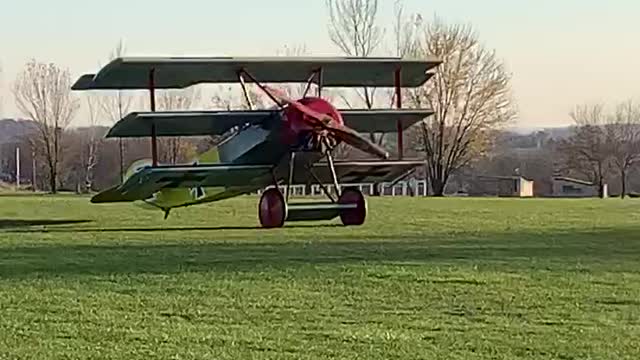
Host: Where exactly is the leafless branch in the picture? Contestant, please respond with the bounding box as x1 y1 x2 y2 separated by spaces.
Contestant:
326 0 385 147
158 88 201 164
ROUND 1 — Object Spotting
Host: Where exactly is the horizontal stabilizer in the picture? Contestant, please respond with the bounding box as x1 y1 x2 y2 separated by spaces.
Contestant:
106 110 277 138
72 56 441 90
341 109 433 132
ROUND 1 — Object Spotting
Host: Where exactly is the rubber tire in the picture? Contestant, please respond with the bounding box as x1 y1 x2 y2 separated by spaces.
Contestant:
338 187 367 226
258 188 287 228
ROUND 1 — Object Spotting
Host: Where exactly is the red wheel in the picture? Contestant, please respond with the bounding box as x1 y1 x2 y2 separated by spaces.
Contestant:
258 188 287 228
338 187 367 226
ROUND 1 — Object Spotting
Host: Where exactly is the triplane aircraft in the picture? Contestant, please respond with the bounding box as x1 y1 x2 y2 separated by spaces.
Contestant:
72 56 441 228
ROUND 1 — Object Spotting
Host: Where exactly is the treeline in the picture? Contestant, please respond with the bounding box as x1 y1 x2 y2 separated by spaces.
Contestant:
3 117 640 198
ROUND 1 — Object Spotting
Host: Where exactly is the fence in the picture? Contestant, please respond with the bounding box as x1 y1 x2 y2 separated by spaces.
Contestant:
258 179 429 197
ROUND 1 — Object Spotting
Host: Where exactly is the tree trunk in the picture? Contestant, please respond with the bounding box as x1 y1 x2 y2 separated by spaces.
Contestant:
84 141 96 193
597 162 604 199
431 178 446 197
49 165 57 194
598 178 604 199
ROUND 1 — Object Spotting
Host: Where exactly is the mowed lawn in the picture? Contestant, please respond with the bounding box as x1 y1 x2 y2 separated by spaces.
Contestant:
0 195 639 359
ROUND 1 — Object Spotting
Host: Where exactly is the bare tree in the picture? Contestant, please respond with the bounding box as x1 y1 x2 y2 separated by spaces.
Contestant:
157 87 201 163
13 60 79 193
83 95 100 192
557 103 610 197
275 44 313 99
211 84 267 111
97 40 134 181
607 100 640 198
326 0 385 145
391 1 421 60
406 18 515 196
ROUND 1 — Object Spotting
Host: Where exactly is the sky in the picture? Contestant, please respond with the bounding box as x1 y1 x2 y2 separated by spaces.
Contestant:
1 0 639 129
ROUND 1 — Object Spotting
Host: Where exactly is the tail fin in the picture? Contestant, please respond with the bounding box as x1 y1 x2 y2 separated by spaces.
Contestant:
137 146 222 211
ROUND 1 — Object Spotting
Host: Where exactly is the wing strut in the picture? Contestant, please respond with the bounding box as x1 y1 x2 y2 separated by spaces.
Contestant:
237 71 254 110
317 67 324 97
238 66 326 108
302 71 316 98
149 68 158 167
323 138 342 198
395 68 403 160
238 68 282 107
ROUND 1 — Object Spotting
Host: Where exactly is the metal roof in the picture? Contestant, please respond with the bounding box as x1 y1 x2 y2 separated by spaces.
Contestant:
552 176 595 186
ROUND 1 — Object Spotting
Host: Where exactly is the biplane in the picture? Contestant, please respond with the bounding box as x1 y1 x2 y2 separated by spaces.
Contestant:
72 56 441 228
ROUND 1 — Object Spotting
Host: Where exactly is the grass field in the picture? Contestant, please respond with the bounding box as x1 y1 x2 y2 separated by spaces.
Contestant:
0 195 639 359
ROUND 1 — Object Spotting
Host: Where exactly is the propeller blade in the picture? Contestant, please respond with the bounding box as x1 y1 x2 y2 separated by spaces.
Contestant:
263 86 389 159
326 124 390 159
263 86 329 125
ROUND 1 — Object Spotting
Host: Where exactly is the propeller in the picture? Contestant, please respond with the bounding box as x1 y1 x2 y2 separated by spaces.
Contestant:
264 86 389 159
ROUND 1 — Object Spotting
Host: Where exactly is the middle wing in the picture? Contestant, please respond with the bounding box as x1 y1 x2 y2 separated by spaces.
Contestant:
106 110 277 138
106 109 432 138
341 109 432 132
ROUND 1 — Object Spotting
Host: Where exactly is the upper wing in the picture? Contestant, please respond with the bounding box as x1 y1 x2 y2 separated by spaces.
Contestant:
106 110 277 138
91 163 273 203
291 159 425 185
341 109 433 132
72 56 440 90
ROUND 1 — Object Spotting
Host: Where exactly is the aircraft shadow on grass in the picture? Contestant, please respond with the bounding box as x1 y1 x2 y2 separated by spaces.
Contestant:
3 223 342 233
0 219 93 229
0 226 638 278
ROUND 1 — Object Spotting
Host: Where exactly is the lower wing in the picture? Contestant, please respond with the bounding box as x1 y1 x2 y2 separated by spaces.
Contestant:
291 159 425 185
91 163 273 203
90 159 425 203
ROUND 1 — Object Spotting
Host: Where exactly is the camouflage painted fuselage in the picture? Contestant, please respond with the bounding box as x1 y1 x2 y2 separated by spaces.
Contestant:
134 102 330 212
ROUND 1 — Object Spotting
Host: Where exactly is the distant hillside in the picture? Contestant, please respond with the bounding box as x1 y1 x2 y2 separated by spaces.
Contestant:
0 119 38 144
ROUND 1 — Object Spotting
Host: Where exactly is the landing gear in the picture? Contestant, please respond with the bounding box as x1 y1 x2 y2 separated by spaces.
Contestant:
257 149 368 228
258 188 287 228
338 187 367 226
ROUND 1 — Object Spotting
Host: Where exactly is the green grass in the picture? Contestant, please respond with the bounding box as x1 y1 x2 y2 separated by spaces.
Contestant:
1 195 639 359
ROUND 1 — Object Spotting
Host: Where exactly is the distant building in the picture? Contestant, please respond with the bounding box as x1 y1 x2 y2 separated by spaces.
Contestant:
551 176 607 198
470 175 534 197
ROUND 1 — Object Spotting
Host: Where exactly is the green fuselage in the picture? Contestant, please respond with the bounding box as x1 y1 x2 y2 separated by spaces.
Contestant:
140 119 323 211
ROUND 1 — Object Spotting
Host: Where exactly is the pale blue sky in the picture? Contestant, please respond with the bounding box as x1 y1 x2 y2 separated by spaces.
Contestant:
1 0 639 128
